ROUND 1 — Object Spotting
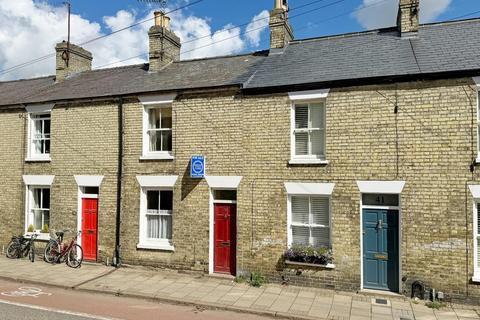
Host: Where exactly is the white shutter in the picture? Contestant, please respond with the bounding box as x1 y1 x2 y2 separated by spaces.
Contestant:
477 204 480 269
295 105 308 129
311 197 329 226
311 227 329 247
292 196 309 223
292 226 309 245
295 132 308 155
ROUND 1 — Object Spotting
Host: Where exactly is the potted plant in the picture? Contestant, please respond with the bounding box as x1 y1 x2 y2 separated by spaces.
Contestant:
41 224 49 234
27 224 34 233
284 244 334 267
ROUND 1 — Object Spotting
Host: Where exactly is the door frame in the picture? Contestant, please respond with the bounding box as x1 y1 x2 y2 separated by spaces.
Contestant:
359 195 402 292
208 188 237 275
77 187 99 261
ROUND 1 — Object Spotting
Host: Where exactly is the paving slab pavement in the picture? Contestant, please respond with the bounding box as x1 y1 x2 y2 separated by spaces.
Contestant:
0 256 479 320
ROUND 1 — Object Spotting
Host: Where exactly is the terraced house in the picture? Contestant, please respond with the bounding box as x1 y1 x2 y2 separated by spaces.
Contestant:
2 0 480 303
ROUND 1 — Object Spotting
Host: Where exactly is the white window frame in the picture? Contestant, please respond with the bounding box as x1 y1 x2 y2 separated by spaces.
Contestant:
23 175 54 240
469 185 480 282
25 187 51 241
138 187 174 250
287 195 332 248
136 175 178 251
474 200 480 282
25 104 53 162
288 89 330 165
139 93 176 160
285 182 334 250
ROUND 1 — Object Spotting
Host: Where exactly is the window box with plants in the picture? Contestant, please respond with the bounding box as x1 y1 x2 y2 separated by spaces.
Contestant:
284 245 335 269
25 224 50 241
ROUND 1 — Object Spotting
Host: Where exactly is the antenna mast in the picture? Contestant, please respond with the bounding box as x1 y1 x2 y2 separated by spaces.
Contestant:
62 1 71 67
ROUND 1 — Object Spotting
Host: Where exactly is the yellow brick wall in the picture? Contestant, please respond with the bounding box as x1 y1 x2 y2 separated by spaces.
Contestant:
1 78 480 302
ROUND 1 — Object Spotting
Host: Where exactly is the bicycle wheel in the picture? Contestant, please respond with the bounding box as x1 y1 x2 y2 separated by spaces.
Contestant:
44 241 59 263
28 243 35 263
66 244 83 268
6 241 19 259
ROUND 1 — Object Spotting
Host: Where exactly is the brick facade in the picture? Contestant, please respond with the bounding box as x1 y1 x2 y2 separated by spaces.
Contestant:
1 77 480 303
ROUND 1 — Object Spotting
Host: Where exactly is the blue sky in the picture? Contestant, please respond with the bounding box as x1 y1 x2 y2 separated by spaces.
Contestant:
0 0 479 80
71 0 480 47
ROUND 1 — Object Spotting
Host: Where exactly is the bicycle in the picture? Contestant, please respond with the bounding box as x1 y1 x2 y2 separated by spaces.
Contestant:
44 230 83 268
6 233 38 262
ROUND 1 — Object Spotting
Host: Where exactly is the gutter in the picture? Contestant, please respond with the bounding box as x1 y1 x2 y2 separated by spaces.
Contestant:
114 97 124 267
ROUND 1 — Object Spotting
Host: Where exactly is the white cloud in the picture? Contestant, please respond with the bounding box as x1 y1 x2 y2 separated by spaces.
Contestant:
0 0 267 80
354 0 452 30
169 11 245 59
245 10 269 47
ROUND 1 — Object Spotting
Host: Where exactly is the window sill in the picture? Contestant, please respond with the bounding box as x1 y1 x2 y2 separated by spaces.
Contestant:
25 157 51 163
24 232 50 241
476 157 480 165
289 158 329 165
140 154 174 161
137 243 174 251
284 260 335 269
472 275 480 283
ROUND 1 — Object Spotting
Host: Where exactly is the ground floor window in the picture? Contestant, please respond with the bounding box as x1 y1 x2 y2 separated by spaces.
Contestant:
289 195 330 248
27 187 50 232
139 188 174 250
475 202 480 278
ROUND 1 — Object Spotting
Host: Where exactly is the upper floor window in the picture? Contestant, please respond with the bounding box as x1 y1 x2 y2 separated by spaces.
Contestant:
139 94 176 160
31 114 51 156
148 107 172 153
26 104 53 161
294 103 325 158
288 89 329 165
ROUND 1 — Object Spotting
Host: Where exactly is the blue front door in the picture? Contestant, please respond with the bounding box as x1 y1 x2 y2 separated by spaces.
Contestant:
363 209 399 292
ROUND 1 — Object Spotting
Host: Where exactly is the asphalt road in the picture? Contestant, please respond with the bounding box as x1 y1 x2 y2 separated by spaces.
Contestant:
0 301 99 320
0 278 268 320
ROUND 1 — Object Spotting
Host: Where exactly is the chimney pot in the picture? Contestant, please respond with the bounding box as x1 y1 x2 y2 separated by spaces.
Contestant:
154 11 163 27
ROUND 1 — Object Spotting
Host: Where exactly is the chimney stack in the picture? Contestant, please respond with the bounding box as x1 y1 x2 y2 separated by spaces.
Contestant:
148 11 181 72
269 0 293 49
397 0 420 37
55 41 92 82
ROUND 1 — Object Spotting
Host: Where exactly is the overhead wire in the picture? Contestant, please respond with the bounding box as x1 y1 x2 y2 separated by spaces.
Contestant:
0 0 204 77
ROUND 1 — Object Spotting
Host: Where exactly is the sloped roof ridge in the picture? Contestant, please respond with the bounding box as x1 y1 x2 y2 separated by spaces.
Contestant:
288 17 480 45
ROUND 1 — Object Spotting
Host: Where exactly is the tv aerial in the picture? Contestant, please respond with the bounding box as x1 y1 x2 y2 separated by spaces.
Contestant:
137 0 168 13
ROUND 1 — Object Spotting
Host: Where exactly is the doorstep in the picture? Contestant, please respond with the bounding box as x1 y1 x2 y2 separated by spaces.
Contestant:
207 272 235 281
359 288 406 299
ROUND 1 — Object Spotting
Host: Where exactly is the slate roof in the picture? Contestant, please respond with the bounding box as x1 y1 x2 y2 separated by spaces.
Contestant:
244 18 480 90
0 52 266 107
1 18 480 107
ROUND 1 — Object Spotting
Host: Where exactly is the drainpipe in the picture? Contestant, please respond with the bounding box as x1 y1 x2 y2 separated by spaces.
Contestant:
114 97 124 267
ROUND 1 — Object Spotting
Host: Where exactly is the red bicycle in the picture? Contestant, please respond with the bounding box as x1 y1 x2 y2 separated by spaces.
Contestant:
44 230 83 268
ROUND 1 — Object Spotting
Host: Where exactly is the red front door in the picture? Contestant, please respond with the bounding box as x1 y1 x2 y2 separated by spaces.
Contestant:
214 203 236 275
82 198 98 261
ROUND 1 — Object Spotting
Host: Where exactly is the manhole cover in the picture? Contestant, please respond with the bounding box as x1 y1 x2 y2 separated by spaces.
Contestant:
371 298 391 306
